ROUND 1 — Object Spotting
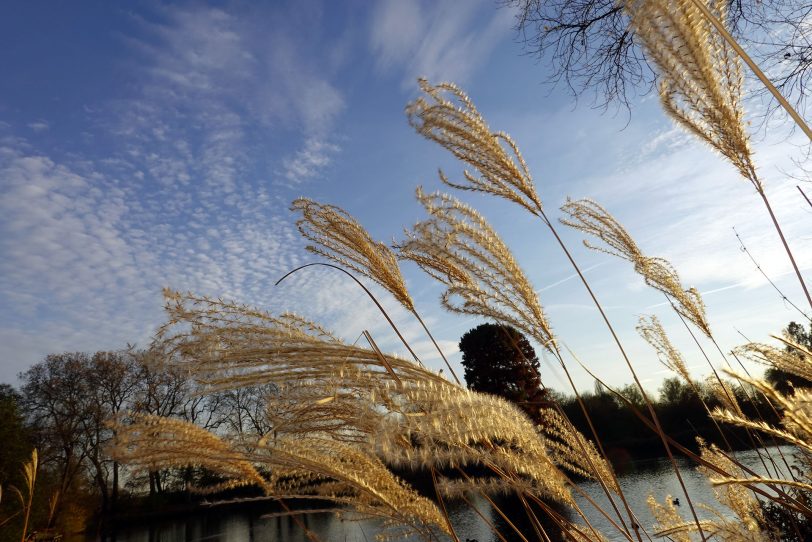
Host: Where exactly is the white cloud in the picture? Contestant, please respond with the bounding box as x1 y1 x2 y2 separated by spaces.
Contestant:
27 121 50 132
282 137 340 184
369 0 513 87
117 4 345 192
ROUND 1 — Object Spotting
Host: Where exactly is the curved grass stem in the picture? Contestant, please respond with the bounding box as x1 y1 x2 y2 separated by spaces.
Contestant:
275 262 425 367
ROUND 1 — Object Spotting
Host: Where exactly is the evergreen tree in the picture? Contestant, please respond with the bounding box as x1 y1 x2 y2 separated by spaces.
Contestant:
458 323 547 424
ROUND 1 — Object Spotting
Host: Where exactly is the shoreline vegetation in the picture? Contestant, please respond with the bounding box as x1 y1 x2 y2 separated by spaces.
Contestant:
4 0 812 540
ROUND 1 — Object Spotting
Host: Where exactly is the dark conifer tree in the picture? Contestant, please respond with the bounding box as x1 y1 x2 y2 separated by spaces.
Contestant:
458 323 547 424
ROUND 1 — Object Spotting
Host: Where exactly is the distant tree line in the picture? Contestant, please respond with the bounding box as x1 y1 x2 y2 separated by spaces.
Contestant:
0 349 274 538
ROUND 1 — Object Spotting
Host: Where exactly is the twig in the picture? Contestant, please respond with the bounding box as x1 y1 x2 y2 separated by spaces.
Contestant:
734 227 811 321
798 185 812 210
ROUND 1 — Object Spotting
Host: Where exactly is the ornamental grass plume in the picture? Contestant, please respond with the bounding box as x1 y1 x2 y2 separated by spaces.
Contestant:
537 408 620 496
735 337 812 385
637 315 694 384
290 197 462 384
291 198 415 312
406 78 542 214
112 414 272 495
713 370 812 456
561 198 711 337
696 439 766 536
113 416 449 539
624 0 812 311
14 449 37 542
646 495 692 542
373 381 574 506
397 187 555 351
157 290 445 403
624 0 756 188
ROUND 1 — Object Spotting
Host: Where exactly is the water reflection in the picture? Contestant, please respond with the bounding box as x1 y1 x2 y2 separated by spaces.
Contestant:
102 446 797 542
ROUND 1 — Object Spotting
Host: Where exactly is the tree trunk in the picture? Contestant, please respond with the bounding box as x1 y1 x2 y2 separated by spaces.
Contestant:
112 461 119 511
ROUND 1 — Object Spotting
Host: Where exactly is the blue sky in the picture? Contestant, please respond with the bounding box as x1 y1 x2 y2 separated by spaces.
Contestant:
2 0 811 393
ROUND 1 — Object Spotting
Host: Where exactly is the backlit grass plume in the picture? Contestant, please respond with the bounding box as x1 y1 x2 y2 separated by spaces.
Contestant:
290 197 462 384
113 416 449 539
561 198 711 337
713 370 812 461
537 408 620 496
397 187 555 351
158 290 444 403
112 414 272 495
625 0 812 312
406 78 542 214
637 315 694 384
735 337 812 385
291 198 415 312
624 0 756 188
697 439 765 535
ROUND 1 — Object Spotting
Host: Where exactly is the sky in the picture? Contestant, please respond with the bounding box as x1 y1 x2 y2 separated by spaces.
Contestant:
1 0 811 394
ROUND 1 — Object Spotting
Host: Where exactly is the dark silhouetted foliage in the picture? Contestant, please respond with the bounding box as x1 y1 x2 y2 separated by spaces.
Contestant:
459 323 548 424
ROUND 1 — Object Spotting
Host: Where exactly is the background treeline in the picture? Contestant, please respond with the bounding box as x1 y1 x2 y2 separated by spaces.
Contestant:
551 377 782 471
0 350 273 539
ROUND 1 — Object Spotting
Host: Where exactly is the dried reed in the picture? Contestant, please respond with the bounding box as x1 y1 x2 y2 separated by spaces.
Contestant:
624 0 812 311
290 197 461 384
397 187 555 351
562 199 711 337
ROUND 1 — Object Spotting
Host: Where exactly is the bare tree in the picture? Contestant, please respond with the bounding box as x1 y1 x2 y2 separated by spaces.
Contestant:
218 385 276 439
19 354 93 515
130 350 192 495
83 351 139 512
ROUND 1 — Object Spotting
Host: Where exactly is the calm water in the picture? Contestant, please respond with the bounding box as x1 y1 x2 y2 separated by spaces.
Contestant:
101 446 798 542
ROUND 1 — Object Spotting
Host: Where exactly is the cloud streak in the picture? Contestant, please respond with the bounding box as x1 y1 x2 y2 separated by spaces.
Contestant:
369 0 513 87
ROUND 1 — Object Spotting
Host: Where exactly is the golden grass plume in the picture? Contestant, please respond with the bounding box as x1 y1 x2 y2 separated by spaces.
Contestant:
624 0 757 187
291 197 415 312
406 78 542 214
637 315 694 384
561 198 710 336
397 187 555 350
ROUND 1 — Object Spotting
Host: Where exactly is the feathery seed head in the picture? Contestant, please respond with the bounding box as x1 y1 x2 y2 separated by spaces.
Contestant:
637 315 693 384
119 291 586 535
697 439 764 531
735 337 812 384
561 198 711 336
398 187 555 351
406 79 543 214
624 0 758 187
291 197 415 312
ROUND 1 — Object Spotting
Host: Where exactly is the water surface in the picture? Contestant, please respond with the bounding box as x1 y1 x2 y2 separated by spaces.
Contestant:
102 445 799 542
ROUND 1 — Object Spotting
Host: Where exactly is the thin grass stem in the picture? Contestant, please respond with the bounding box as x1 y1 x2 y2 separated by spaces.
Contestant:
734 227 810 321
413 309 461 384
754 186 812 311
686 0 812 141
275 262 424 367
535 207 708 540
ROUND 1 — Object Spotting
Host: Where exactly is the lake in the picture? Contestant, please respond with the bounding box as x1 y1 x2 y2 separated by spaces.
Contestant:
99 445 798 542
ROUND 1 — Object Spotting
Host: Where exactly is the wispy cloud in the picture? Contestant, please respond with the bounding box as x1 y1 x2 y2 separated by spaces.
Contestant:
369 0 513 87
27 121 50 132
282 137 340 185
0 4 357 381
